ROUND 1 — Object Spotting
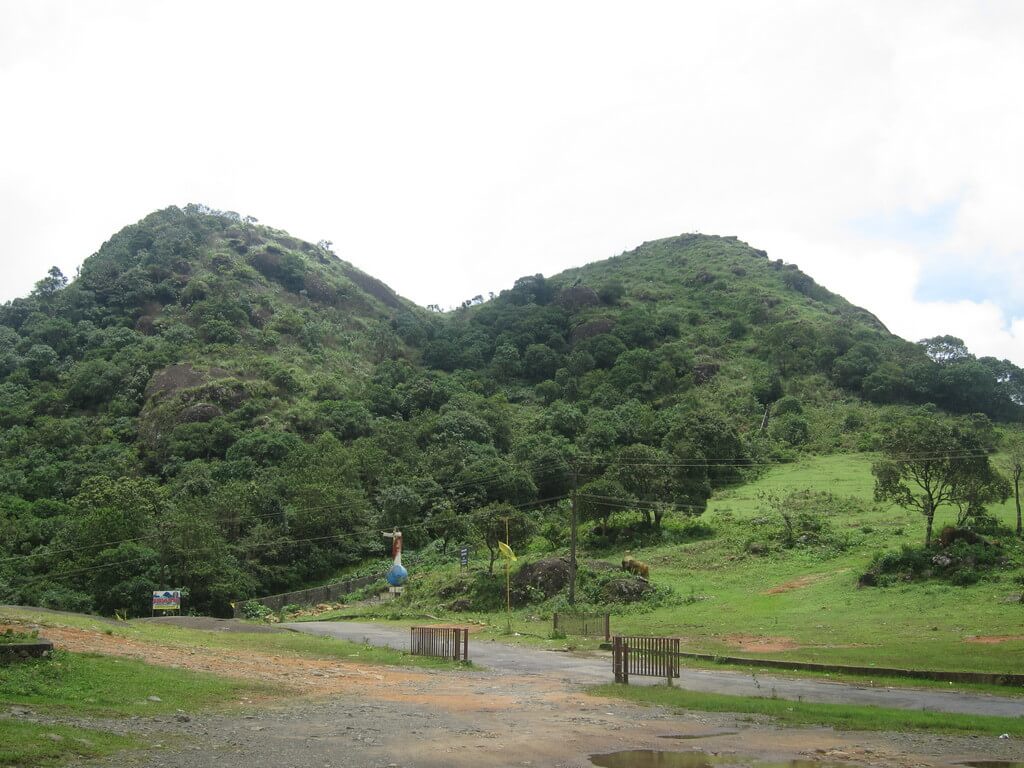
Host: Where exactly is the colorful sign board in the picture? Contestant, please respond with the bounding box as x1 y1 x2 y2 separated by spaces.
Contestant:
152 590 181 611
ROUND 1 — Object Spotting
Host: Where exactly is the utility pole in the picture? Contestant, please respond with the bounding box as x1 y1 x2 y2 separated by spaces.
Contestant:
569 459 578 605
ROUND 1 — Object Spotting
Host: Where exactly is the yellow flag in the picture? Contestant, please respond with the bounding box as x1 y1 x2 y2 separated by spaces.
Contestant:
498 541 517 561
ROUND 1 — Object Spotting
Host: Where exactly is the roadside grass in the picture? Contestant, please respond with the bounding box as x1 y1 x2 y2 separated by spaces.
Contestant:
0 650 276 717
334 452 1024 679
590 682 1024 737
0 611 468 767
0 720 141 767
0 607 470 670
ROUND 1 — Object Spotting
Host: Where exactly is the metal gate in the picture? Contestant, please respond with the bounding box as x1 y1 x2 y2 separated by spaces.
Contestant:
410 626 470 661
612 635 680 684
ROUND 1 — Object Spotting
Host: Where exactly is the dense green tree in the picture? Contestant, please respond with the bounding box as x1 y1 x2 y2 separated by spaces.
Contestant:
577 476 633 534
490 343 522 382
477 503 536 574
32 267 68 297
613 444 673 527
872 413 1006 546
920 335 971 364
523 344 561 382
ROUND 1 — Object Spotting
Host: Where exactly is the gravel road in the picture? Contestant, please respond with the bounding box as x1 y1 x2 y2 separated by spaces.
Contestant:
3 614 1017 768
286 620 1024 718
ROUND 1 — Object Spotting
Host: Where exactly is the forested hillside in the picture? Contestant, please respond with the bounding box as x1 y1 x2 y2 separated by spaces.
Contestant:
1 206 1021 616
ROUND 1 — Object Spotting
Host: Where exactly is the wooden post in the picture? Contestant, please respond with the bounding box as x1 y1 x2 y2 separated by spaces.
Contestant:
604 613 610 642
569 461 578 605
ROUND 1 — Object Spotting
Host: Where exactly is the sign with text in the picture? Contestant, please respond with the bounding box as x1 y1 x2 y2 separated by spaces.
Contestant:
152 590 181 611
459 546 468 567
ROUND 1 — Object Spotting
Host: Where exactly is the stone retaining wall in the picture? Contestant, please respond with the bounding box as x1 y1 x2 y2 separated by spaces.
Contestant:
0 640 54 661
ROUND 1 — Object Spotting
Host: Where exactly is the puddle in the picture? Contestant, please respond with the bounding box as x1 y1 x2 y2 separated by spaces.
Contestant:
590 751 853 768
659 731 739 740
958 763 1024 768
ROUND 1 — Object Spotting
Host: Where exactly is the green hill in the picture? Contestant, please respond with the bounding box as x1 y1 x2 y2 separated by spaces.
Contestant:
1 206 1021 617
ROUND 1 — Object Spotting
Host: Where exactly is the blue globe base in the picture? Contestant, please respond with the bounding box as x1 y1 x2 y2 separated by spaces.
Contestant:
386 563 408 587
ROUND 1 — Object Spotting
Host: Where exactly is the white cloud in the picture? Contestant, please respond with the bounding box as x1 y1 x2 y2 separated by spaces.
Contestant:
1 1 1023 364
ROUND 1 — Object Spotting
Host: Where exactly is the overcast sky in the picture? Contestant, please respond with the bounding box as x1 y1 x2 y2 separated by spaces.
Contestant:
2 1 1023 364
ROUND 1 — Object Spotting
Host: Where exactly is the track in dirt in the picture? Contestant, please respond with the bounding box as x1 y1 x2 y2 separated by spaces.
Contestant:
287 621 1024 718
3 613 1022 768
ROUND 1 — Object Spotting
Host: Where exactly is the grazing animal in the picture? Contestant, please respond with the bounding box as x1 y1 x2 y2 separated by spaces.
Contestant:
621 552 650 580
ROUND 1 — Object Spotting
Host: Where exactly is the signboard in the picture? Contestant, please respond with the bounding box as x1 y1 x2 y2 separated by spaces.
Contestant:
152 590 181 612
459 546 469 568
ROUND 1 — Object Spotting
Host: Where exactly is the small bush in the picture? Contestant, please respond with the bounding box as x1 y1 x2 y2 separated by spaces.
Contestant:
241 600 274 621
0 628 38 644
773 396 803 416
860 533 1009 587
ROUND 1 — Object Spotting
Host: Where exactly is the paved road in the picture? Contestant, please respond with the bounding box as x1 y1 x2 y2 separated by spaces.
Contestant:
286 620 1024 718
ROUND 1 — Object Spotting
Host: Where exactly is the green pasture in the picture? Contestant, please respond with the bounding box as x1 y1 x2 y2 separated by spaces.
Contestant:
0 650 276 717
0 720 141 767
342 453 1024 676
0 607 468 671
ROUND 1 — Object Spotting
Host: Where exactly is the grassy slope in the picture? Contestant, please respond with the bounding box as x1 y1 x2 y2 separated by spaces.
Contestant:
0 650 275 717
0 607 468 766
340 452 1024 676
0 607 466 671
0 721 140 768
622 453 1024 673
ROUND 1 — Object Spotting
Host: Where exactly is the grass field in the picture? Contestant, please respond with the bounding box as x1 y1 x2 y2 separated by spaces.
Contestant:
0 607 468 766
0 650 276 717
339 453 1024 677
0 607 468 670
590 682 1024 737
0 721 141 768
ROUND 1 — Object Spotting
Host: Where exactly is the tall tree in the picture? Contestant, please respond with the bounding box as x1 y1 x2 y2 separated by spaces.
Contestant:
1001 435 1024 535
477 503 535 575
872 413 1005 546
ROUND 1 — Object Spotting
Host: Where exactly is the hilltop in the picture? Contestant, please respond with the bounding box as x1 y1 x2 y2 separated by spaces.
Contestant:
1 205 1021 617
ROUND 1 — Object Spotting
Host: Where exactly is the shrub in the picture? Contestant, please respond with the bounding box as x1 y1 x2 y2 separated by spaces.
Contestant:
771 414 810 446
241 600 274 620
860 534 1009 587
199 319 241 344
773 396 803 416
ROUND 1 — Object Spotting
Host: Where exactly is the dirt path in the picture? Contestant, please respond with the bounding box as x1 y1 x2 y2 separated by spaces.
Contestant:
287 621 1024 718
4 618 1021 767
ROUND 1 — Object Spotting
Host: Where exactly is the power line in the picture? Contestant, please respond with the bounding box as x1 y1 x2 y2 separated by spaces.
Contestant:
1 455 571 565
15 494 571 588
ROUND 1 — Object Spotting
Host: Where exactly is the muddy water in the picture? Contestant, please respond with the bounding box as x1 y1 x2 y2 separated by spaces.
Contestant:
658 731 739 740
956 763 1024 768
590 750 852 768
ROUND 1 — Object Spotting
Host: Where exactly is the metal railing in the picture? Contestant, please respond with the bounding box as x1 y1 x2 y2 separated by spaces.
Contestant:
410 626 470 661
612 635 680 684
233 574 379 617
